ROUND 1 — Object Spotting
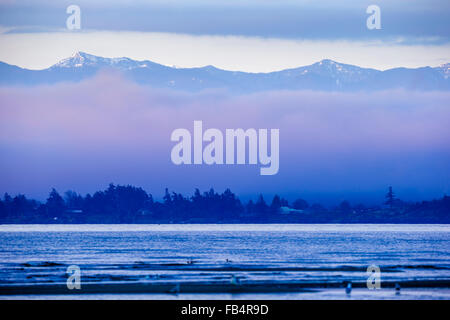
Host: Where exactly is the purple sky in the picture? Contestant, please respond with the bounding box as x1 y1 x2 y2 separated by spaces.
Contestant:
1 72 449 205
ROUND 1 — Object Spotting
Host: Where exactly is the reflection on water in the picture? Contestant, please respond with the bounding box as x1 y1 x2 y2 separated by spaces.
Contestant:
0 224 449 299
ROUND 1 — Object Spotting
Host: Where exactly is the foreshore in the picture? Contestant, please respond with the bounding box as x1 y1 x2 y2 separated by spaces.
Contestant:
1 280 449 295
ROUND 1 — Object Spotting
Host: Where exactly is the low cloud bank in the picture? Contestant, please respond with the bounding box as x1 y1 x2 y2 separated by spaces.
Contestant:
1 73 449 204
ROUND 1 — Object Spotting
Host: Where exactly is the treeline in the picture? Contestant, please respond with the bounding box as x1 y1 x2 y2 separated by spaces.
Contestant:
0 184 449 223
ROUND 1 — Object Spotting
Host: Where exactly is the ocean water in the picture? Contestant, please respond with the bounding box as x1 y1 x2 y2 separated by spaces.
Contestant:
0 224 449 300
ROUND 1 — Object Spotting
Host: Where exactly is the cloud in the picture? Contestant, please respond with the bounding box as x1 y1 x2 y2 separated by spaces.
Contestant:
0 31 449 72
1 0 449 42
0 73 449 204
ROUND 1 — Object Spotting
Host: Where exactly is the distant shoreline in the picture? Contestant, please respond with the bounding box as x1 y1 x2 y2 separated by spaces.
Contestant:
1 222 450 225
1 223 449 232
2 185 449 224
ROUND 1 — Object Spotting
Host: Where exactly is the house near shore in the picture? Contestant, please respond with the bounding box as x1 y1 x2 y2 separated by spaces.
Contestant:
279 207 304 214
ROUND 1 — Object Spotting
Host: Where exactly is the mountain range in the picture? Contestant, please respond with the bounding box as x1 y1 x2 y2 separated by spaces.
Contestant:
0 52 449 92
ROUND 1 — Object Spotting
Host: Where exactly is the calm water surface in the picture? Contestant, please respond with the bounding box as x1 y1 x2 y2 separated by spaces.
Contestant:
0 224 449 299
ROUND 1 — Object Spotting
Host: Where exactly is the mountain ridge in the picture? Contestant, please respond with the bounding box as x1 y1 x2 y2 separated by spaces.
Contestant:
1 51 449 92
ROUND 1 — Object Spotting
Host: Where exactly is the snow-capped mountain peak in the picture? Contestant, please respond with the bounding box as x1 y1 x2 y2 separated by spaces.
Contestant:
436 63 450 79
52 52 151 70
284 59 380 85
311 59 372 73
53 51 98 68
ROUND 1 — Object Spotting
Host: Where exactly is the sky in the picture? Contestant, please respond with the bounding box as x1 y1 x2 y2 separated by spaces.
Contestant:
0 0 449 71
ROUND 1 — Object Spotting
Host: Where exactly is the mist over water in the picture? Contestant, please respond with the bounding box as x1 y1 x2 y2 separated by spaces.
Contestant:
0 73 449 204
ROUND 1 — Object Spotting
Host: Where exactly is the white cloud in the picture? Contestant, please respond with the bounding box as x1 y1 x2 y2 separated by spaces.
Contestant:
0 30 449 72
